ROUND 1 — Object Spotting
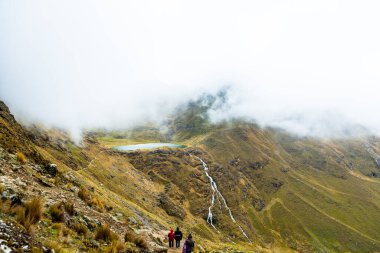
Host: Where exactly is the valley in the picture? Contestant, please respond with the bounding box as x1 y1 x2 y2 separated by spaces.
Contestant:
1 99 380 252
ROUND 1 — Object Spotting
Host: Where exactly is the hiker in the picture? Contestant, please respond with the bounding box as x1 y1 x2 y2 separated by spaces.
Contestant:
182 234 195 253
175 227 183 248
168 228 175 248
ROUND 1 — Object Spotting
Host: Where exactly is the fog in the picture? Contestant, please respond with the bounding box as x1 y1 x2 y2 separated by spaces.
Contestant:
1 1 380 140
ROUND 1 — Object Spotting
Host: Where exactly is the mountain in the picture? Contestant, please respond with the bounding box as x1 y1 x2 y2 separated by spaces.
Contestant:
1 99 380 253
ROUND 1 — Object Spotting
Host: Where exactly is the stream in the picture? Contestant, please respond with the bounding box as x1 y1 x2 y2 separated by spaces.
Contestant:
195 156 251 242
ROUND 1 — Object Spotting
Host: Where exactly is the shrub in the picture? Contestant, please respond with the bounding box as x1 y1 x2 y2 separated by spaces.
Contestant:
0 184 3 195
78 187 90 202
49 203 65 223
90 196 104 211
24 197 42 224
0 199 13 215
134 236 148 249
71 222 88 236
16 151 27 163
60 226 70 237
107 240 125 253
52 222 63 230
124 230 136 243
51 223 71 238
31 247 43 253
17 197 42 231
78 187 104 211
63 201 75 216
95 224 118 242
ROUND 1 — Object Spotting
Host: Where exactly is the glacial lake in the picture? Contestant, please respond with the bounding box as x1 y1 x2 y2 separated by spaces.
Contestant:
113 143 185 151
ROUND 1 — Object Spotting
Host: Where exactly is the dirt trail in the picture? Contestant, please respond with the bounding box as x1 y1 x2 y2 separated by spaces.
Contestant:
167 247 182 253
82 150 105 170
347 170 380 184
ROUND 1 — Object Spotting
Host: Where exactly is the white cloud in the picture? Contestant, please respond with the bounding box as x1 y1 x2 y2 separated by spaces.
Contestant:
1 0 380 139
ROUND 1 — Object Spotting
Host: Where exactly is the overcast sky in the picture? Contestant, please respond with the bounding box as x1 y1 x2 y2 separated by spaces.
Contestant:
1 1 380 139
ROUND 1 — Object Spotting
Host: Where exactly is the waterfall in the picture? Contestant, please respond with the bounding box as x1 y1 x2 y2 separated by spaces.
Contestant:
195 156 251 242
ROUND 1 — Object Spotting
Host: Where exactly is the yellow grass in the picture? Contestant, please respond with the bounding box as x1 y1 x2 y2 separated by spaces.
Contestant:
16 151 27 163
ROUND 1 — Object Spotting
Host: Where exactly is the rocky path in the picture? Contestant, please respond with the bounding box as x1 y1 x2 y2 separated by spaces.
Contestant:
82 150 105 170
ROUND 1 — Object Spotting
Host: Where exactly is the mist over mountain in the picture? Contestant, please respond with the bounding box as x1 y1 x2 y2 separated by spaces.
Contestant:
2 2 380 251
1 0 380 139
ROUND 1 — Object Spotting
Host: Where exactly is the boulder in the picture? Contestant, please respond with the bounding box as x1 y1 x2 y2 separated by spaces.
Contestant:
44 164 57 177
10 195 22 206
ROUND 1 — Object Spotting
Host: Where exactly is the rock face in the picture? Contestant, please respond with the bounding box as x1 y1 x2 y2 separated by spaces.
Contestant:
365 143 380 169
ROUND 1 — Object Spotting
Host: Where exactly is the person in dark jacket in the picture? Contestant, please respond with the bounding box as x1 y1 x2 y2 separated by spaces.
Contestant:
174 227 183 248
168 228 175 248
184 234 195 253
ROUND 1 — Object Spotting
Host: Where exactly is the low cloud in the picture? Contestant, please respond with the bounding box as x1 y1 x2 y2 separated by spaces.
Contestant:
1 0 380 139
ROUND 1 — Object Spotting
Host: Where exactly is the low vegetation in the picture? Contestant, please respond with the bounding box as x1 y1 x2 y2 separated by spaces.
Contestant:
63 201 75 216
124 230 148 249
71 221 88 236
106 240 125 253
78 186 90 202
48 203 65 223
78 186 104 211
17 197 42 231
134 236 148 249
51 223 71 237
47 200 75 223
124 230 136 243
16 151 27 163
95 224 118 242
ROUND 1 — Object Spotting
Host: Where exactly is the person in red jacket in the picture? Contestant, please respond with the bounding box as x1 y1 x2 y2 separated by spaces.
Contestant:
168 228 175 248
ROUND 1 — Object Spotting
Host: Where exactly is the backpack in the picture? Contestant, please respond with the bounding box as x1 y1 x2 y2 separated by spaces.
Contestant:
175 231 182 240
187 239 194 250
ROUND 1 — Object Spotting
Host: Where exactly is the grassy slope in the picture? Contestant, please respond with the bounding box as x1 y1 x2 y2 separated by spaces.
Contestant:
183 123 380 252
97 121 380 252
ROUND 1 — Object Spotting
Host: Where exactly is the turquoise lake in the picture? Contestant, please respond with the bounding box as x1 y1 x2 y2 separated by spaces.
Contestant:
113 143 184 151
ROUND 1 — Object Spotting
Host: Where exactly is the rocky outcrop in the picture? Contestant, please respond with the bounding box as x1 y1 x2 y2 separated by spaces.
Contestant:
365 143 380 169
0 219 43 252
